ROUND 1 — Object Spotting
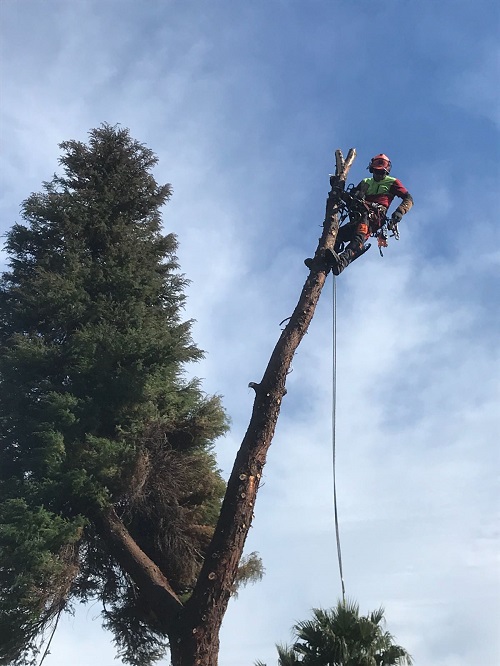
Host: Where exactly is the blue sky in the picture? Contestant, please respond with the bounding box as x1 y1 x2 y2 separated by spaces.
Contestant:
1 1 499 665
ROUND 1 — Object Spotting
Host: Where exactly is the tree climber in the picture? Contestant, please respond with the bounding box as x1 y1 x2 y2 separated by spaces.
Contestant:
305 154 413 275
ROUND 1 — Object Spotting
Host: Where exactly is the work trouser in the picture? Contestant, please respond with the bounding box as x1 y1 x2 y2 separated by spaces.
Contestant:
334 209 385 257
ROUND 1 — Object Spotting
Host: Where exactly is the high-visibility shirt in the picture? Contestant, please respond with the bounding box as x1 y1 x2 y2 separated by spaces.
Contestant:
357 175 413 213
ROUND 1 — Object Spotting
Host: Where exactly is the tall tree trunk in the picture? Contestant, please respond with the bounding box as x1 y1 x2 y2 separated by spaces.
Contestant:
170 149 357 666
95 150 356 666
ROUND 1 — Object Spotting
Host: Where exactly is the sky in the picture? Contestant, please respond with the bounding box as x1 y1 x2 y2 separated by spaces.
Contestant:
1 1 499 665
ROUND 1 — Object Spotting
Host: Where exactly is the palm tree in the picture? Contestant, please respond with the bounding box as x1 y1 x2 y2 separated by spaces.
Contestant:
256 599 412 666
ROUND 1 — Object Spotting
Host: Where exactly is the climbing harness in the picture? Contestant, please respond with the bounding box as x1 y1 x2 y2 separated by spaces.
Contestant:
376 218 400 256
377 223 389 254
337 186 367 226
338 185 400 257
331 276 346 602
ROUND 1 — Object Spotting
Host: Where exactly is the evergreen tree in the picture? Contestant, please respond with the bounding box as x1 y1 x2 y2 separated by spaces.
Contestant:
1 131 359 665
0 125 231 665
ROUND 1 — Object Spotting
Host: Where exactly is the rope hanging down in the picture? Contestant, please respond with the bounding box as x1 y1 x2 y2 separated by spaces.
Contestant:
331 276 346 602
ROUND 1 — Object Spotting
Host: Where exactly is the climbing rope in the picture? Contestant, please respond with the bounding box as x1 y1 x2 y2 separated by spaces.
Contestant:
331 275 346 602
37 606 63 666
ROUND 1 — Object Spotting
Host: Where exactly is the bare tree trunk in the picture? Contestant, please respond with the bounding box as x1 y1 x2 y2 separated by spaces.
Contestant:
170 149 357 666
94 150 356 666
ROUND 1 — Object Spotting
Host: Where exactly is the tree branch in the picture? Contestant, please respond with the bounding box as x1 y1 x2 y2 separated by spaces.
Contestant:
336 148 356 182
93 506 183 630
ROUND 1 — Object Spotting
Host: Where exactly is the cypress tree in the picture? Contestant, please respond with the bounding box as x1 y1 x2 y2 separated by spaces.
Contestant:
1 127 354 666
0 125 229 665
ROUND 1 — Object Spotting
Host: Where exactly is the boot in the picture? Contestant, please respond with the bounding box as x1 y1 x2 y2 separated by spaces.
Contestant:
329 250 351 276
304 250 335 272
325 243 371 276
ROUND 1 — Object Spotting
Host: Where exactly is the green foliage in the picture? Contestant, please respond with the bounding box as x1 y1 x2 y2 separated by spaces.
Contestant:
0 125 229 665
0 499 84 665
257 599 412 666
232 551 265 597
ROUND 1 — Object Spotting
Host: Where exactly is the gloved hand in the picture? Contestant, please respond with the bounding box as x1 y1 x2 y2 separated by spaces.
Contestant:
389 210 402 231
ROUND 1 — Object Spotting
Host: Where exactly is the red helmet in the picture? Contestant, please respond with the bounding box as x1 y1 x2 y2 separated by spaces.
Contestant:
368 154 392 174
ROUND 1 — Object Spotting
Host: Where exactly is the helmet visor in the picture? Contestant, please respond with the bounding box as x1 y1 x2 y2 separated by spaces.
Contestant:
372 158 389 169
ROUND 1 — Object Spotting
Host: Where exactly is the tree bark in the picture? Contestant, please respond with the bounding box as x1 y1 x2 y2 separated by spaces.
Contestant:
169 149 357 665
